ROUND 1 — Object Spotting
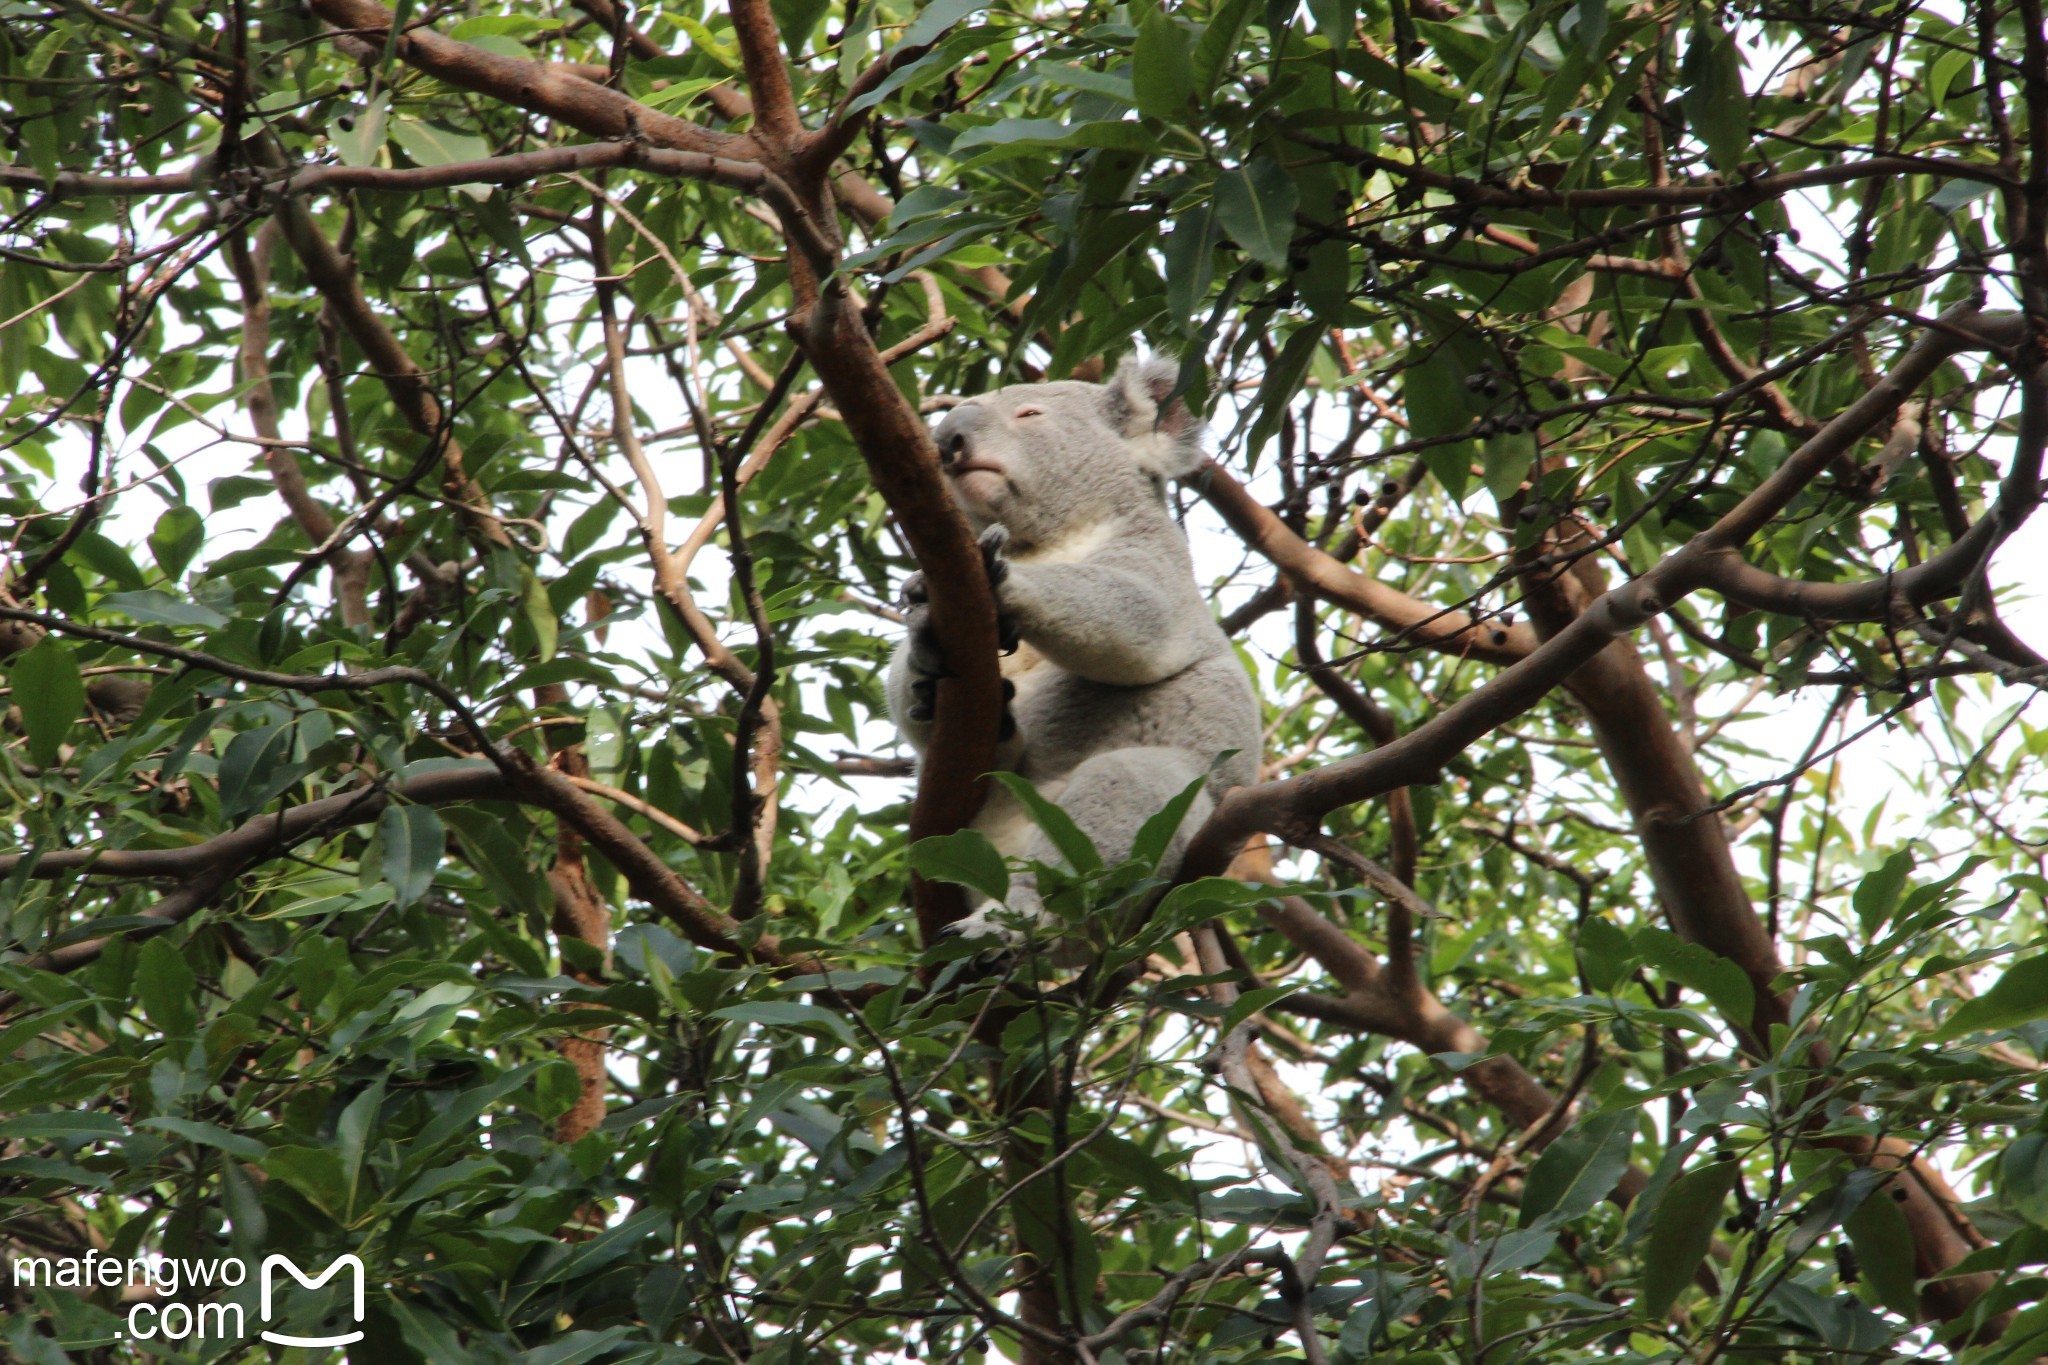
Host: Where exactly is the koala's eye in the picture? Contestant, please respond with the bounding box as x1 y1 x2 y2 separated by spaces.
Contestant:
1013 406 1044 419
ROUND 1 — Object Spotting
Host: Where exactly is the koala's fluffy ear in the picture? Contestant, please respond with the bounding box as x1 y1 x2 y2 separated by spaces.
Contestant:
1104 355 1207 480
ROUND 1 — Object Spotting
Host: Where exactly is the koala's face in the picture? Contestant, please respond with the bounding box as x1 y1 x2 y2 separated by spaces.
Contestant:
932 359 1205 550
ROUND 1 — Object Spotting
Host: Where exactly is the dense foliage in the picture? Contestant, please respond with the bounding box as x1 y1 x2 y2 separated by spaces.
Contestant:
1 0 2046 1360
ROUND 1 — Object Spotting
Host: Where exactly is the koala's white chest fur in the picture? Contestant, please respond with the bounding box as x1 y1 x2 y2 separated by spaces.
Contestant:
1009 519 1116 567
996 514 1113 743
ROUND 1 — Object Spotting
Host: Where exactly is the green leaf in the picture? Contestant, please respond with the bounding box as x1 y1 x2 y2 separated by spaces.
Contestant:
1679 23 1749 172
1247 328 1324 461
443 805 548 919
1213 158 1299 272
896 0 985 53
2004 1131 2048 1228
335 91 389 169
908 829 1010 903
991 772 1102 873
708 1000 857 1047
10 636 85 766
672 15 742 69
138 1117 269 1161
1296 234 1352 321
94 589 229 629
389 119 490 168
1633 926 1755 1028
1163 199 1218 327
135 935 199 1037
0 1111 125 1140
638 76 731 110
519 563 559 662
1570 0 1608 51
217 723 299 821
1191 0 1255 92
1134 12 1197 120
390 119 494 200
413 1063 543 1155
74 533 147 589
1149 876 1273 938
1853 849 1914 939
1578 916 1636 992
562 496 621 561
1928 48 1971 107
266 1145 349 1214
1130 772 1213 871
1221 984 1295 1036
1843 1178 1922 1319
147 505 204 581
448 14 556 38
378 803 446 910
1483 429 1536 502
1936 953 2048 1039
1639 1154 1739 1317
949 117 1163 159
1521 1108 1634 1227
1405 346 1479 440
845 19 982 114
1929 178 1996 215
534 1057 584 1119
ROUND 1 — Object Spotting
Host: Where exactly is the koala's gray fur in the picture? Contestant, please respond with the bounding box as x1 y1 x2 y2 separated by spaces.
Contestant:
888 356 1262 944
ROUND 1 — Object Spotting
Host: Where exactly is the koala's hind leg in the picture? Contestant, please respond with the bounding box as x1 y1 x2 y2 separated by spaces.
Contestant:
1035 746 1214 874
947 747 1213 947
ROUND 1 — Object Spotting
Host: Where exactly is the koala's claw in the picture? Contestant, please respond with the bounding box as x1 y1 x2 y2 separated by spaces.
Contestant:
978 525 1012 588
907 677 938 723
901 570 930 609
905 599 950 682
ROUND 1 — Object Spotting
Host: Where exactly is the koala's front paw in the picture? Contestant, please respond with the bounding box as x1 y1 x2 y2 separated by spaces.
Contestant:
977 525 1012 587
902 572 950 691
938 906 1029 949
907 676 938 723
978 526 1022 655
938 887 1049 949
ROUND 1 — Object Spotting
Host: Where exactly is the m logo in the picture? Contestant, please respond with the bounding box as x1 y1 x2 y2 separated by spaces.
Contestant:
258 1254 366 1347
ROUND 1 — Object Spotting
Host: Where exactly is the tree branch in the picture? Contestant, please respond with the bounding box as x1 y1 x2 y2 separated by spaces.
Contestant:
1184 306 2015 874
306 0 745 159
1199 463 1537 665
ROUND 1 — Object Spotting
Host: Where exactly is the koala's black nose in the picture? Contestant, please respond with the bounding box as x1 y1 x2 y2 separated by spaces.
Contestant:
934 405 984 467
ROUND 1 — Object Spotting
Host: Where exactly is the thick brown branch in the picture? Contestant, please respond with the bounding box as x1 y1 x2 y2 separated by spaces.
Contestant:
799 293 1002 941
1698 374 2044 622
728 0 803 150
0 164 199 196
0 767 512 881
252 138 510 550
1200 463 1536 665
0 768 512 1010
226 223 373 629
306 0 745 158
275 141 771 197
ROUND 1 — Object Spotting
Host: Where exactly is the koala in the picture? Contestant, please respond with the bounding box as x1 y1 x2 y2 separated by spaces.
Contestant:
888 356 1262 945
